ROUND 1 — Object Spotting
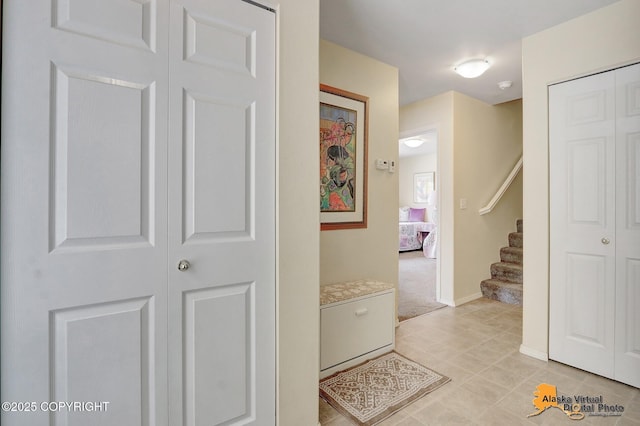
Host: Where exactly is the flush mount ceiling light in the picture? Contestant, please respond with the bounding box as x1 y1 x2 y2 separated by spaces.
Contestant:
454 59 490 78
403 138 424 148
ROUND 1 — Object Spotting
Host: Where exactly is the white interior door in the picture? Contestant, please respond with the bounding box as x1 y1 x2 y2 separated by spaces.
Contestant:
1 0 170 425
1 0 276 425
549 70 617 379
614 63 640 388
167 1 275 425
550 63 640 388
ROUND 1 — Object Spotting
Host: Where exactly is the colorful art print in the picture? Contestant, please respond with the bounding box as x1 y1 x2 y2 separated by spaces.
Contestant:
319 85 368 230
320 104 357 212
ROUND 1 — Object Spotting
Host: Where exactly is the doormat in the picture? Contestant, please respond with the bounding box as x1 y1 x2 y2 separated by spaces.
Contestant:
319 351 450 425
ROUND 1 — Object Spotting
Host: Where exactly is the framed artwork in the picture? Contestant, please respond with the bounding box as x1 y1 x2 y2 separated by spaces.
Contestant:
414 172 435 203
319 84 369 230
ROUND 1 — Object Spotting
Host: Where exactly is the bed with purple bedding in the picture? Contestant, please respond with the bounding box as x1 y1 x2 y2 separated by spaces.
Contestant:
399 221 435 251
398 207 435 252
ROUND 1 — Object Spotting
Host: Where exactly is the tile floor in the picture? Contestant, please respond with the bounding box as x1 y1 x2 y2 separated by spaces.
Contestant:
319 298 639 426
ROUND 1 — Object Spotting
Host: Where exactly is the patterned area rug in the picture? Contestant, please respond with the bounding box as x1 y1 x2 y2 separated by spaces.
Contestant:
319 351 450 425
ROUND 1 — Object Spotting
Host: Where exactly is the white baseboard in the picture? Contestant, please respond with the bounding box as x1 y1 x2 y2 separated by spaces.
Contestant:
519 344 548 361
438 298 455 306
453 292 482 306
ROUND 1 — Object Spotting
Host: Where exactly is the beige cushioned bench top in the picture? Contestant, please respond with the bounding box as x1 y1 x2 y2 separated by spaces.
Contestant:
320 279 394 306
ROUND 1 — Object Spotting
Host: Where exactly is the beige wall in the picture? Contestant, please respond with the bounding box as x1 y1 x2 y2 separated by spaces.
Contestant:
521 0 640 360
277 1 320 424
319 40 399 286
452 94 523 302
400 93 523 305
400 92 455 303
399 154 437 210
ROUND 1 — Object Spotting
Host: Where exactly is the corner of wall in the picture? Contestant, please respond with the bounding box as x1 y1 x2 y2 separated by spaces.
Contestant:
277 1 320 425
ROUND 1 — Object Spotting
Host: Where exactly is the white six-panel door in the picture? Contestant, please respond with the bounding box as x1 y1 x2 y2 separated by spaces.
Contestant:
1 1 170 424
167 1 275 425
549 70 617 379
549 63 640 388
0 0 276 425
614 64 640 388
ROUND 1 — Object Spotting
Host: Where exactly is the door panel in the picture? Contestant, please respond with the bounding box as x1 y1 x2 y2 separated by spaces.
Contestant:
624 135 640 228
183 283 254 425
567 138 606 225
168 1 275 425
615 63 640 387
1 0 169 424
566 89 607 126
564 253 608 347
51 297 154 426
53 0 155 50
549 70 616 378
182 91 253 241
51 64 156 250
183 8 255 75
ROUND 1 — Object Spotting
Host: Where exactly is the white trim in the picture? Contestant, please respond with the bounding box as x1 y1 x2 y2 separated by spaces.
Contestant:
478 156 522 215
519 344 549 361
438 298 455 307
273 4 281 425
245 0 278 12
453 292 483 306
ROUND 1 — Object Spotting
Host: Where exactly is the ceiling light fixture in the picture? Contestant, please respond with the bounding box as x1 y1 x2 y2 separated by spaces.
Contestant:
454 59 490 78
403 139 424 148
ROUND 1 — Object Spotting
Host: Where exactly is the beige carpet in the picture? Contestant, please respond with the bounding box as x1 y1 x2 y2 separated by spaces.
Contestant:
398 251 446 321
319 351 450 426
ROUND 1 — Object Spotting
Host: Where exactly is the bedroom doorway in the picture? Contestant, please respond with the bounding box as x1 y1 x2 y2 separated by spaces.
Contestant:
398 130 445 320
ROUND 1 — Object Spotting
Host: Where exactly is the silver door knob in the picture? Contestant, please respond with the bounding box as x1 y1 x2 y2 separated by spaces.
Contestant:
601 238 610 245
177 259 191 271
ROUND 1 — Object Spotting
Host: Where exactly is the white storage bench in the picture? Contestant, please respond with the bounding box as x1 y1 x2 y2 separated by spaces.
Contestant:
319 280 395 378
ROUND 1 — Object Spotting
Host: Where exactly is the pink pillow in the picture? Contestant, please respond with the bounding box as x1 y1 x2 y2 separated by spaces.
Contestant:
408 208 425 222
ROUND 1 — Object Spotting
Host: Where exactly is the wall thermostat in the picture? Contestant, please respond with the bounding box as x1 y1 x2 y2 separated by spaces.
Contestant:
375 159 388 170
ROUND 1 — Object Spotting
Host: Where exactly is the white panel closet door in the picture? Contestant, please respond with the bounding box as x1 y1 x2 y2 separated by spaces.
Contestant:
167 1 276 425
550 62 640 388
549 70 616 379
1 0 170 425
1 0 276 425
614 63 640 388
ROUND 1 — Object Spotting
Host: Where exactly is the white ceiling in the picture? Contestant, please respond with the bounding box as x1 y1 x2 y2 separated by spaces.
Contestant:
320 0 620 106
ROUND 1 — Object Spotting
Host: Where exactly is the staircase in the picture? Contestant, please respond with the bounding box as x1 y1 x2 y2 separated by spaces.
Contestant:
480 219 523 305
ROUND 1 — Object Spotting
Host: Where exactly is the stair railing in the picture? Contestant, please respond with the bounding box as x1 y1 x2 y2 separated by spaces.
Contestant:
478 155 522 215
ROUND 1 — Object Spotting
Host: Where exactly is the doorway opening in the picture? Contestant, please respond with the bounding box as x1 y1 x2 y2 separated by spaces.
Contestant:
397 130 445 320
